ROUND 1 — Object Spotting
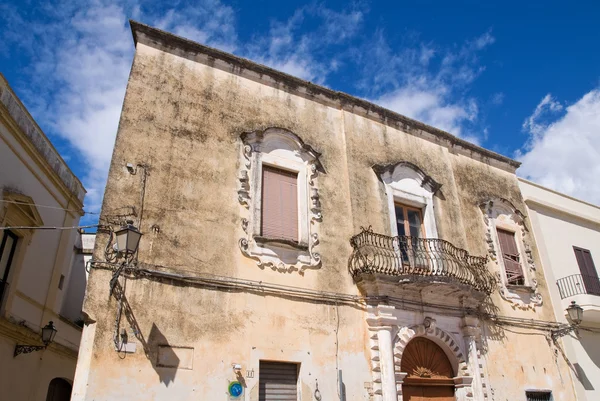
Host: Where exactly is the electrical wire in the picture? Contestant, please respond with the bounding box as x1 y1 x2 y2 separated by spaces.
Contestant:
0 199 99 215
90 259 570 333
0 224 99 231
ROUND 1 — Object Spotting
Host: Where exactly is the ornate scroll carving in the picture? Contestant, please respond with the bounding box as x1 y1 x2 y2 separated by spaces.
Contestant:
480 198 543 310
237 128 324 274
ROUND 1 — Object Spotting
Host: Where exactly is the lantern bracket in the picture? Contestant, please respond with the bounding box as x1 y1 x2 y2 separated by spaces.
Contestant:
550 324 578 341
14 344 46 357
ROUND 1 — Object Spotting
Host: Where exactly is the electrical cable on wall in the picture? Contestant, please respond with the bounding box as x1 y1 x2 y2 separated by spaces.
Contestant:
0 224 99 231
0 199 99 215
90 259 573 334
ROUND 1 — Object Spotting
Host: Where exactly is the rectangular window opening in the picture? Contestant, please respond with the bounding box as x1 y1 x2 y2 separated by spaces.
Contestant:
394 203 424 238
496 228 525 285
573 246 600 296
526 390 552 401
261 165 299 242
0 230 18 307
259 361 299 401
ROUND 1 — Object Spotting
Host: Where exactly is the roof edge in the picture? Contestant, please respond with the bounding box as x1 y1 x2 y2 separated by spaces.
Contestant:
129 20 521 172
0 74 86 206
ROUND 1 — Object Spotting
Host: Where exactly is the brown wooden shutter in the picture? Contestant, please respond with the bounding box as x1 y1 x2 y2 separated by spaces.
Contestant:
261 166 298 241
574 247 600 295
496 229 524 285
259 361 298 401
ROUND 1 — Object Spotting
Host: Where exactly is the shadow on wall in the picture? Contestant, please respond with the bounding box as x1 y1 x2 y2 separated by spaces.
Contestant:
575 330 600 390
148 323 180 386
112 280 180 386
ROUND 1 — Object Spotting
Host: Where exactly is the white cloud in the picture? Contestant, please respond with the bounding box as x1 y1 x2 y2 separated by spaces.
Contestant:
244 5 365 83
367 31 494 139
2 0 237 220
521 93 563 136
518 90 600 205
377 84 477 137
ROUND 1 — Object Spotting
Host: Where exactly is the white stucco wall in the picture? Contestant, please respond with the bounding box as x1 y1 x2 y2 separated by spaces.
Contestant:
1 75 87 400
519 178 600 401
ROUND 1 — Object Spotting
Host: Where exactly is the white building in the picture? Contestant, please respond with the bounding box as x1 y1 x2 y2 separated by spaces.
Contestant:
519 178 600 401
0 74 88 401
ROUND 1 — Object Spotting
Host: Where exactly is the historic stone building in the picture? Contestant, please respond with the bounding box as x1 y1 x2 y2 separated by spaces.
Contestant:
73 21 577 401
0 75 87 400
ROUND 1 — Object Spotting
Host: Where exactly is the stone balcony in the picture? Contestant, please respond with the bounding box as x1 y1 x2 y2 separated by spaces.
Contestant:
557 274 600 323
349 229 496 307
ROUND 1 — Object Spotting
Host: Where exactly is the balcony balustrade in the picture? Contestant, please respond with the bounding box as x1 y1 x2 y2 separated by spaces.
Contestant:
557 274 600 299
349 228 496 295
556 274 600 323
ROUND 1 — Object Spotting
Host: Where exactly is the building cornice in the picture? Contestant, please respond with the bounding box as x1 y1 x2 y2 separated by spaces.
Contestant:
129 20 521 173
0 75 85 209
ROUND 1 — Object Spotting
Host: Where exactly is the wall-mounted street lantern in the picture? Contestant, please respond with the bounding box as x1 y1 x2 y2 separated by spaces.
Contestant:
566 300 583 324
114 221 143 255
14 321 57 357
105 220 143 264
551 301 583 340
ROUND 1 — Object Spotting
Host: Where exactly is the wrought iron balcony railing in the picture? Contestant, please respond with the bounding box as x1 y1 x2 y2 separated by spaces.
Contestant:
557 274 600 299
349 228 496 294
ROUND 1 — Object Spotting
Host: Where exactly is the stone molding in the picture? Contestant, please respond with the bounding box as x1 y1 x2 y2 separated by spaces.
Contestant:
238 127 323 274
365 307 487 401
480 198 543 310
394 321 473 401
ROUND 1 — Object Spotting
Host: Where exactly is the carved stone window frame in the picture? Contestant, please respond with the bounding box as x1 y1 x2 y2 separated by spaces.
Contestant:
480 198 542 309
238 128 324 274
375 162 441 239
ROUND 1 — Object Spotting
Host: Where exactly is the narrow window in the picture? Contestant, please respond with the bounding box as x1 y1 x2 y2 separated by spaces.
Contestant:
496 228 524 285
261 166 298 241
0 230 18 305
573 247 600 296
394 203 424 238
526 390 552 401
259 361 298 401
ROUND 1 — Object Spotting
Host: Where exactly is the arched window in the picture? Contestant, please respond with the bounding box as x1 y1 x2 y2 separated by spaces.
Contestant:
46 378 72 401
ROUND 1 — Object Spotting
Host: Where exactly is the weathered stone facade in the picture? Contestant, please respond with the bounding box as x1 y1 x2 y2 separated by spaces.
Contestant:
73 21 576 401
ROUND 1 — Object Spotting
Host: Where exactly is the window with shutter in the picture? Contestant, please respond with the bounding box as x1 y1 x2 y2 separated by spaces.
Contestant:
496 228 524 285
259 361 298 401
573 247 600 296
261 166 299 241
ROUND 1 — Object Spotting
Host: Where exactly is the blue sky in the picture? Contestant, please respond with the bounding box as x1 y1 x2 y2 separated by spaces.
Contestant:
1 0 600 223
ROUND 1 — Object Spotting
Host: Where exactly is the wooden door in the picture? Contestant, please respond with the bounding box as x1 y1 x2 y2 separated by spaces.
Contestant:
403 385 455 401
401 337 456 401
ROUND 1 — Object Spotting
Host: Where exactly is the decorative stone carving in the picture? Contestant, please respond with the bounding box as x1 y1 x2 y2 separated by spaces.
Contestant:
237 128 325 274
237 169 250 208
310 187 322 222
480 198 543 310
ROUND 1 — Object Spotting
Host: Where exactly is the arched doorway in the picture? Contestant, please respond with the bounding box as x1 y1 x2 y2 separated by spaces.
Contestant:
401 337 455 401
46 378 72 401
